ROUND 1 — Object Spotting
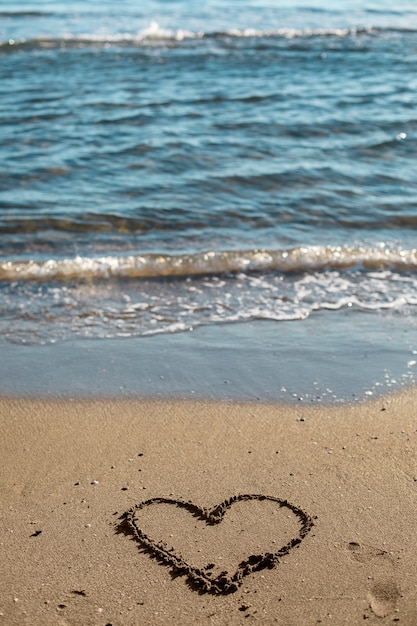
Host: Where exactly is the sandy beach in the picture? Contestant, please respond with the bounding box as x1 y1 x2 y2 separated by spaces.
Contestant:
3 2 417 624
1 391 417 625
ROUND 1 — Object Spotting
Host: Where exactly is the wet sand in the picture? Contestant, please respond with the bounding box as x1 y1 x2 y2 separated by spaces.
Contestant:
1 313 416 403
1 392 417 625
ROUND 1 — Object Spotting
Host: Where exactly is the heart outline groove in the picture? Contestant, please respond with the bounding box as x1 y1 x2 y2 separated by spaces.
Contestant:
123 494 315 594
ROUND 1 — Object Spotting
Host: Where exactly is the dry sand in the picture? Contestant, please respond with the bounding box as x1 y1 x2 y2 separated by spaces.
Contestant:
1 391 417 625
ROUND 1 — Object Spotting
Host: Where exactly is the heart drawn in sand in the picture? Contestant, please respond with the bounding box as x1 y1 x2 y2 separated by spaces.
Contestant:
123 494 314 594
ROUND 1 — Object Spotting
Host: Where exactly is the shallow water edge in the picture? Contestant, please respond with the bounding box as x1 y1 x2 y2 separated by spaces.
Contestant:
1 309 416 404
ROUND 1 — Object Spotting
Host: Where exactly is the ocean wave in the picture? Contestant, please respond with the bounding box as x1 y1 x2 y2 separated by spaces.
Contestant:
2 245 417 283
1 23 414 52
0 11 52 17
3 246 417 346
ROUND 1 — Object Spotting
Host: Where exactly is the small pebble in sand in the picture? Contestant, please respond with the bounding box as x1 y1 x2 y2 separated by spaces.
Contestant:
91 480 99 485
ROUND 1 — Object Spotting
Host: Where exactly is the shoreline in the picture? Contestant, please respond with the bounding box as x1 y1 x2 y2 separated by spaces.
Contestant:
1 389 417 624
1 312 416 404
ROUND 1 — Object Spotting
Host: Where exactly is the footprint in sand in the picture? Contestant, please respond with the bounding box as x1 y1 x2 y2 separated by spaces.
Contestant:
367 580 400 618
346 542 400 618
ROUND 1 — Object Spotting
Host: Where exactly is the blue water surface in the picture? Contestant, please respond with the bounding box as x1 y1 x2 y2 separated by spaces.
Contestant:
1 0 417 368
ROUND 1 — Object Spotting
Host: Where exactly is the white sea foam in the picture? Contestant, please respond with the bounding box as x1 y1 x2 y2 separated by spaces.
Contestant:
0 24 383 50
136 20 198 42
2 245 417 282
2 244 417 345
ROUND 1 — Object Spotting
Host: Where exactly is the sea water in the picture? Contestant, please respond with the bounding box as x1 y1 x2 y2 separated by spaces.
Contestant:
1 0 417 400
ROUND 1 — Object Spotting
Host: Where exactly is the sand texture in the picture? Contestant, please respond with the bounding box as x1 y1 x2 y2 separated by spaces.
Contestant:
1 392 417 625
